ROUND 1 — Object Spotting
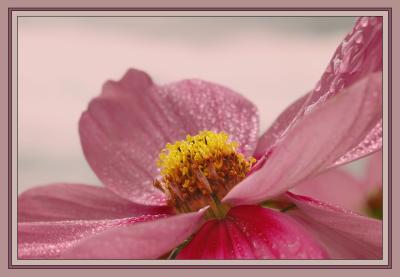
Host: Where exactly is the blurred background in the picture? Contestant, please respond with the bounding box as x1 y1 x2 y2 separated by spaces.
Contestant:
18 16 359 193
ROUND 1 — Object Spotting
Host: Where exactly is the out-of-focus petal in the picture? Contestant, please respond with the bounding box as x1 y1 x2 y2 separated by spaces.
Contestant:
287 192 382 259
18 183 171 222
177 205 327 259
79 69 259 206
224 73 382 206
18 214 167 259
255 16 382 166
62 209 205 259
290 168 366 212
365 150 383 190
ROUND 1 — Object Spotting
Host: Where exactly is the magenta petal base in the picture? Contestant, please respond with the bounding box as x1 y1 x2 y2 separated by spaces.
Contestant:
177 205 328 259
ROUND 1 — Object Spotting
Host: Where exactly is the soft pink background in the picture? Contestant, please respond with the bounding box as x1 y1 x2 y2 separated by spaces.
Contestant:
17 17 360 193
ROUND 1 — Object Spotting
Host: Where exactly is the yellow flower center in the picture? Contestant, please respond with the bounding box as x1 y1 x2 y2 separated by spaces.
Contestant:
154 130 255 218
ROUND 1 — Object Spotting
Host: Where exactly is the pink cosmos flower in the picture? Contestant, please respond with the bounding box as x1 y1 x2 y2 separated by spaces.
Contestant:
18 17 383 260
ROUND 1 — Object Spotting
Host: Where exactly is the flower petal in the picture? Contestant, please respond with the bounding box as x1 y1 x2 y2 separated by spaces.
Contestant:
18 183 171 222
287 192 382 259
79 69 259 206
178 205 327 259
365 150 383 191
290 168 367 212
18 214 167 259
255 16 382 166
224 72 382 206
177 220 228 259
332 120 382 168
253 94 309 160
62 210 205 259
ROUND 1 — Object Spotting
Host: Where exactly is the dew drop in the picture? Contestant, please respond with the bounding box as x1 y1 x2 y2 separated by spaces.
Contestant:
333 56 342 74
360 17 369 27
354 32 364 44
329 77 345 94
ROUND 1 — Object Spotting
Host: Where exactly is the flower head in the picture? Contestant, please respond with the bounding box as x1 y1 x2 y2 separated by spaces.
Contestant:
18 16 383 260
155 130 255 216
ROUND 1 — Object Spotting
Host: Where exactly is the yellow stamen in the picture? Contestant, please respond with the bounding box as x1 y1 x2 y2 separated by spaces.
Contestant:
154 130 255 218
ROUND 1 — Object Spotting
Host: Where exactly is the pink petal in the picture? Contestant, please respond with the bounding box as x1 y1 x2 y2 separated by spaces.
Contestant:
255 16 382 166
332 120 382 168
18 214 167 259
18 183 171 222
365 150 382 191
177 205 327 259
62 210 205 259
224 72 382 206
177 220 230 259
287 192 382 259
253 94 309 160
290 168 367 212
79 69 259 206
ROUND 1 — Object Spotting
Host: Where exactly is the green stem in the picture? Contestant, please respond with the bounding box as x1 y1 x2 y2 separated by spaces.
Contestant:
167 236 193 259
280 204 296 213
210 194 229 219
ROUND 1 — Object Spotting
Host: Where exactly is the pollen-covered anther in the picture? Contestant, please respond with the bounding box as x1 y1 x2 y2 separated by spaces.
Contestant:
154 130 256 216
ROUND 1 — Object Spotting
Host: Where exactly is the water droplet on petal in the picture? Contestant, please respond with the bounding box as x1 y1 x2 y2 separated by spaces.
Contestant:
333 56 342 74
360 17 369 27
354 32 364 44
329 77 345 94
